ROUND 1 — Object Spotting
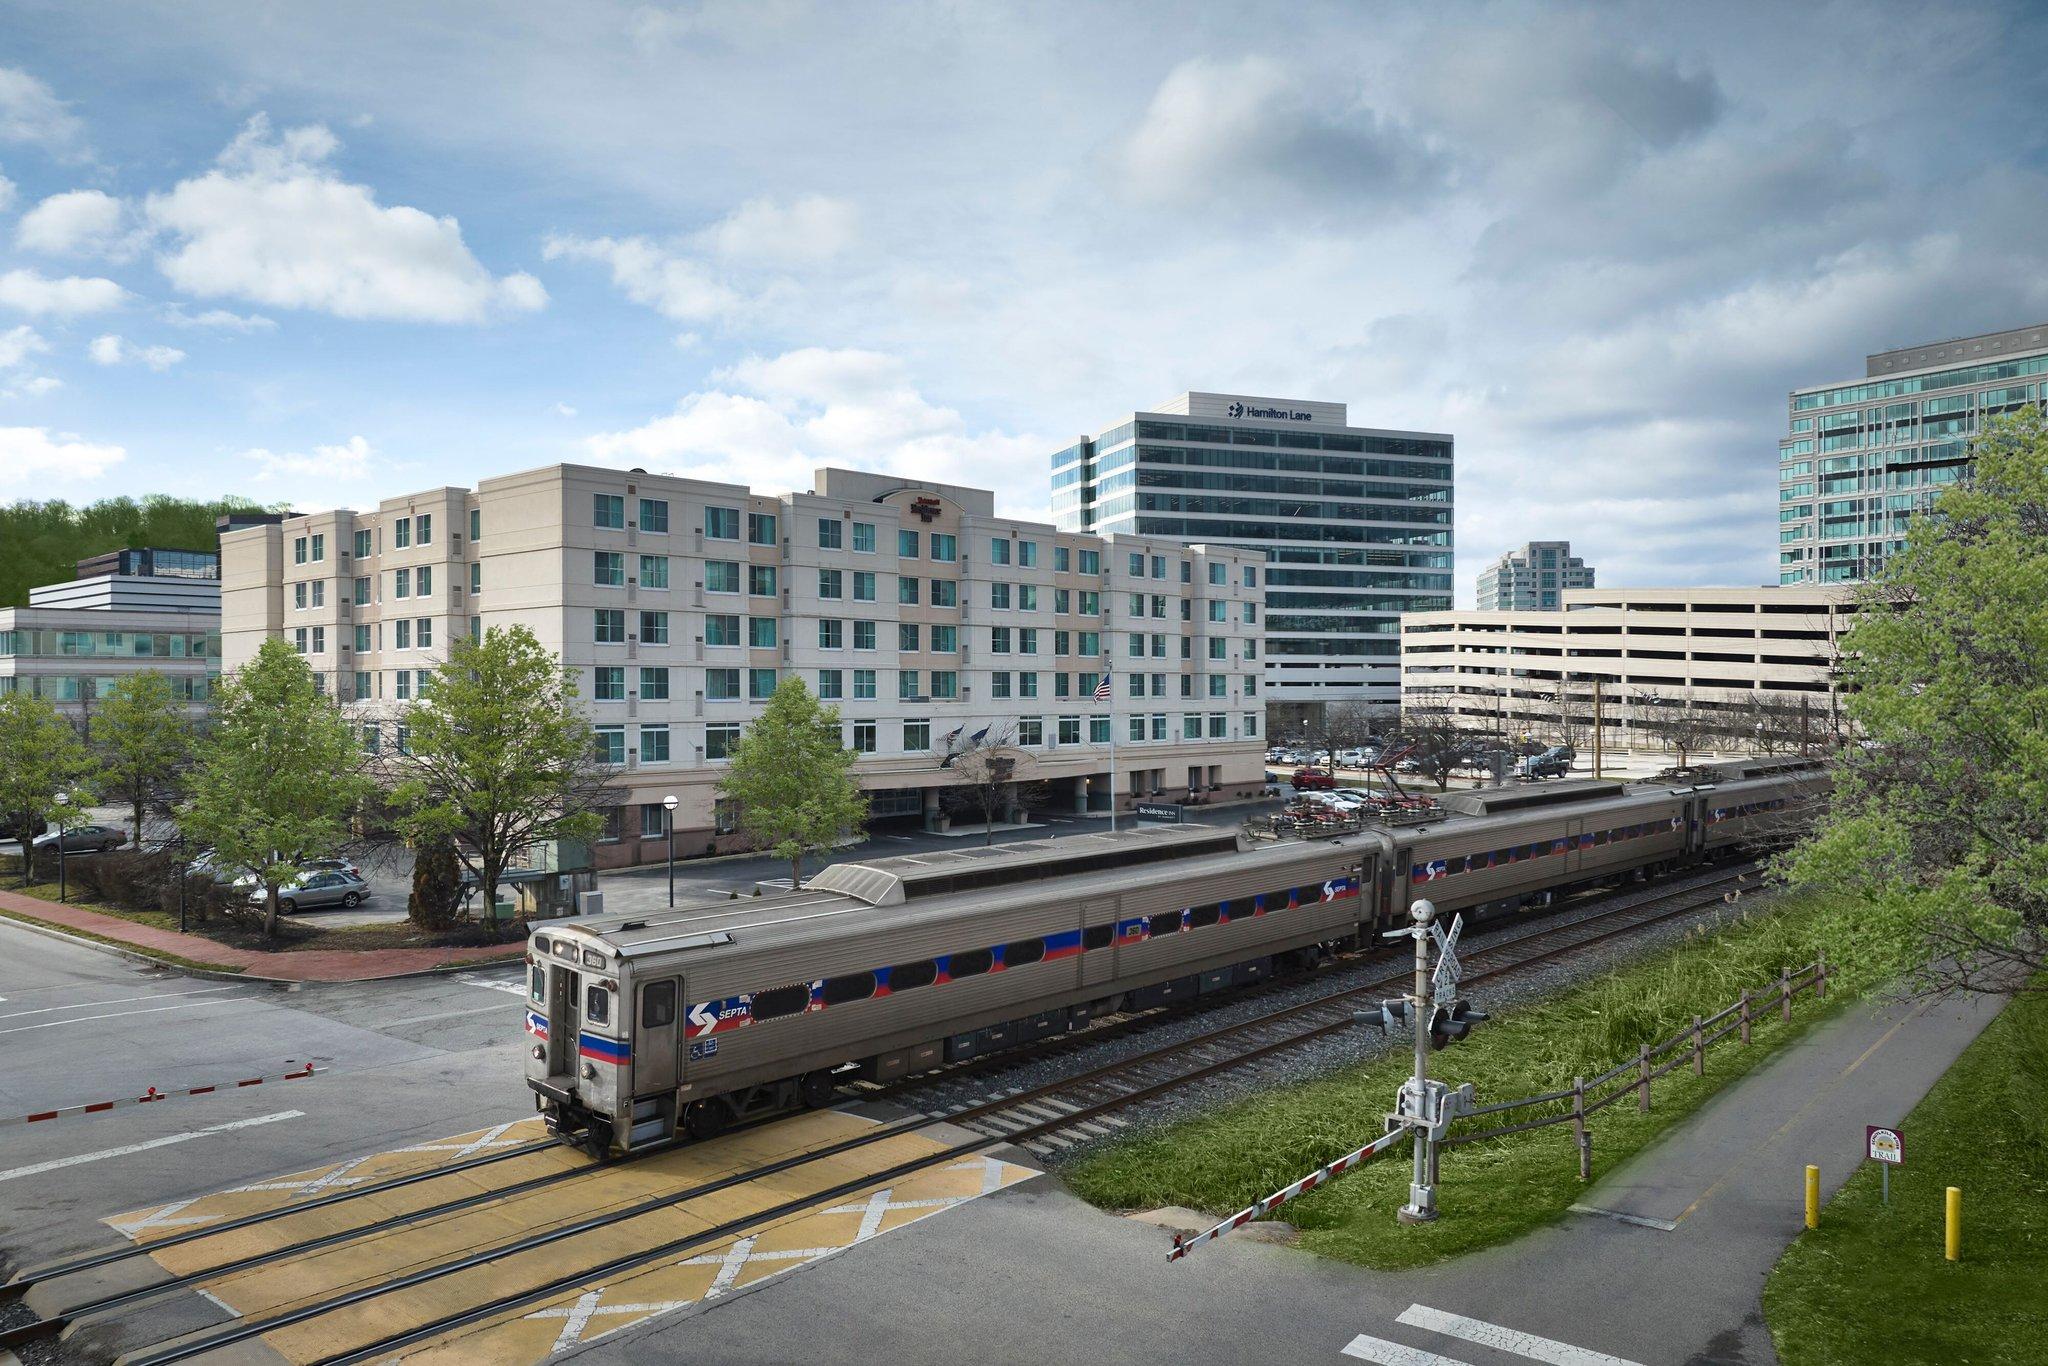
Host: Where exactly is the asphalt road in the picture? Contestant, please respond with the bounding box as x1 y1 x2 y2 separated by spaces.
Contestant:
0 923 536 1270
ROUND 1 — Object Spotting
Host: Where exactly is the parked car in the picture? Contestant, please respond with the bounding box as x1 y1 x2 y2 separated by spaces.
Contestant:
1289 767 1336 791
31 824 126 854
301 856 364 879
248 869 372 913
1519 745 1577 779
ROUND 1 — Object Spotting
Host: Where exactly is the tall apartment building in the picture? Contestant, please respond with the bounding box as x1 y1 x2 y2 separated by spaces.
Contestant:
1779 322 2048 584
221 465 1268 867
1475 541 1593 610
1051 392 1452 709
0 549 221 722
1400 585 1855 750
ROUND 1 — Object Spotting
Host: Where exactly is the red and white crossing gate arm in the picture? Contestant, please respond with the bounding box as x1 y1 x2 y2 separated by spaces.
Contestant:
1167 1124 1411 1261
5 1062 322 1126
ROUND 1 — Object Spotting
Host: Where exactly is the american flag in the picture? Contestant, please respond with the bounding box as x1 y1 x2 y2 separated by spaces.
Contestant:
1093 674 1113 701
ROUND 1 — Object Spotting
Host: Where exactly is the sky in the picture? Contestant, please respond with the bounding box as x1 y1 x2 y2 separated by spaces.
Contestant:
1 0 2044 604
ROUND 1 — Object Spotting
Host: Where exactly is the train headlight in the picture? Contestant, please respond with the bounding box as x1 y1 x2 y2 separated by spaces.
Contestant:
582 1063 598 1080
531 1045 545 1061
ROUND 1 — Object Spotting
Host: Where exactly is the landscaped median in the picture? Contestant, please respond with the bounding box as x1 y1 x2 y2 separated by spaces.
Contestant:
1065 888 1917 1269
1763 976 2048 1365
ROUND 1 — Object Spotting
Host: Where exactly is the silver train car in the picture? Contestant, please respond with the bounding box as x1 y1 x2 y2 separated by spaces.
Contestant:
523 757 1822 1155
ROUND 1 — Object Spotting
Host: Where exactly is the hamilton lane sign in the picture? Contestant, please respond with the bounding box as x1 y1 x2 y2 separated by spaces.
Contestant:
1225 400 1314 422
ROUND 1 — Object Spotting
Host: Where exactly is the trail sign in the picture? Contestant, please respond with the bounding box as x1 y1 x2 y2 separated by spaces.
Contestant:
1867 1126 1903 1164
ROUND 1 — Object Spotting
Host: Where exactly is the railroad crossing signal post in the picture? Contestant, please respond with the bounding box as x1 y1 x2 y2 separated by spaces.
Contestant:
1370 898 1482 1226
1400 899 1436 1224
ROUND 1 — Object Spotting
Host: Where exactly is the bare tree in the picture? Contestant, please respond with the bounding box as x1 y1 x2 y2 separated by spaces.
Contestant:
1394 693 1491 791
938 724 1036 844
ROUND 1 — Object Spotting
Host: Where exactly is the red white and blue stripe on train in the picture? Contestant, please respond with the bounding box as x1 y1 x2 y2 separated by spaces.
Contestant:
679 876 1358 1041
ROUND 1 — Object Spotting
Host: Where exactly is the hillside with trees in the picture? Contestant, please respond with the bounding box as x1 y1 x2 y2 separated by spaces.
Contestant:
0 495 285 605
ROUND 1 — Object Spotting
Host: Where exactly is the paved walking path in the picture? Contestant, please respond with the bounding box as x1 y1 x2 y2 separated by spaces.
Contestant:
0 888 523 981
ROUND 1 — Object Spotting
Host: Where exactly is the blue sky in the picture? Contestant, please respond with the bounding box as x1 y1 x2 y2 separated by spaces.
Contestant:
1 0 2045 602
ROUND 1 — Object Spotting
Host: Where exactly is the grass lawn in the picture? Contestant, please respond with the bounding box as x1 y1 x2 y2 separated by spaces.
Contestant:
1763 979 2048 1365
1065 888 1916 1270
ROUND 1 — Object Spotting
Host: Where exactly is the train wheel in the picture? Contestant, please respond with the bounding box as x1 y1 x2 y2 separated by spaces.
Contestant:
798 1070 838 1109
684 1098 730 1141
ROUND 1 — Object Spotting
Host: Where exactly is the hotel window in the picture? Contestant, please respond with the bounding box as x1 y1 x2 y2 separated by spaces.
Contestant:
1018 717 1043 745
353 624 371 652
706 506 739 539
852 522 875 552
1208 713 1228 739
706 560 740 594
415 515 432 546
706 668 741 700
595 551 624 587
354 675 373 703
293 536 307 564
749 617 777 649
395 518 412 549
899 669 921 699
898 528 919 557
853 571 876 601
1127 552 1143 576
853 668 877 699
594 609 625 643
1208 675 1228 698
903 719 930 751
394 620 411 649
898 576 919 604
748 565 777 596
310 533 326 562
747 512 777 545
311 626 326 653
930 579 958 607
640 611 669 644
853 620 877 650
593 725 625 765
819 619 844 649
640 725 671 763
641 555 669 588
1019 541 1038 568
1053 545 1070 572
931 624 957 652
1059 716 1081 745
706 724 741 759
991 583 1013 610
594 666 625 701
393 669 410 700
395 568 410 598
470 562 481 595
641 804 666 839
294 583 307 610
415 618 432 648
1089 716 1110 743
929 670 957 699
705 614 740 646
851 721 877 754
353 529 372 559
470 508 483 541
1019 584 1038 611
1079 549 1100 575
931 533 957 562
1020 672 1038 698
991 627 1012 654
352 576 370 606
818 517 843 549
639 498 668 533
819 568 844 599
415 566 431 596
748 668 777 700
640 667 669 700
1209 563 1224 585
1019 628 1038 654
593 495 624 530
990 538 1011 566
898 623 919 651
818 669 843 700
991 671 1012 699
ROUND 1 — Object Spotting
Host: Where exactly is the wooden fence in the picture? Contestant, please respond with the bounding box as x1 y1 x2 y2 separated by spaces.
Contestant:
1440 954 1831 1179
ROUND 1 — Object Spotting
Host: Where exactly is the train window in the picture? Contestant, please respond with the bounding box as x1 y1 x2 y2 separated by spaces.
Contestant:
1004 938 1045 968
890 959 938 991
949 948 994 979
1082 924 1113 951
822 972 877 1005
582 948 606 968
751 983 810 1021
553 941 577 960
1147 910 1182 937
640 981 677 1028
1185 904 1220 930
529 967 545 1003
532 936 551 955
585 986 610 1024
1593 830 1609 845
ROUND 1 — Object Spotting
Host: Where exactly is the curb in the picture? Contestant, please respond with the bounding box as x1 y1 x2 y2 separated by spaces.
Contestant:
0 909 526 986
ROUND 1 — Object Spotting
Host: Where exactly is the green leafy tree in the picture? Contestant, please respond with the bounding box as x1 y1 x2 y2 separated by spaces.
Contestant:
95 671 193 847
718 676 867 889
0 494 282 608
387 626 615 924
1784 409 2048 996
182 637 370 935
0 692 97 886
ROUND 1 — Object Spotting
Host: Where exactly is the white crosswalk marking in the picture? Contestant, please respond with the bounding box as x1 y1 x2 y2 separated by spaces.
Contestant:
526 1289 697 1353
1394 1305 1645 1366
1341 1334 1471 1366
455 971 530 996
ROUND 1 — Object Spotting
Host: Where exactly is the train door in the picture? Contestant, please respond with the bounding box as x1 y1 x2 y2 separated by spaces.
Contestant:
548 964 582 1079
1564 817 1584 878
1078 898 1118 990
636 977 680 1094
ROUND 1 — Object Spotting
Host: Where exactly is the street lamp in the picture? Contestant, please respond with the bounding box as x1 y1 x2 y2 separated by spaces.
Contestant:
53 789 79 904
663 794 679 908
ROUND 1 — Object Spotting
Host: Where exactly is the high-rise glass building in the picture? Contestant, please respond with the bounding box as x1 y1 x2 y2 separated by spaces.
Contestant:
1476 541 1593 610
1052 392 1452 704
1779 322 2048 585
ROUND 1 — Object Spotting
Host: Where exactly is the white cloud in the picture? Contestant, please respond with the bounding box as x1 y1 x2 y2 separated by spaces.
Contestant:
543 233 743 322
0 67 85 153
89 334 186 370
242 433 377 482
0 268 128 315
16 189 134 256
146 115 547 323
0 323 47 369
552 401 577 417
2 374 61 399
0 426 124 487
0 168 14 214
695 194 857 266
584 348 1046 512
160 305 277 331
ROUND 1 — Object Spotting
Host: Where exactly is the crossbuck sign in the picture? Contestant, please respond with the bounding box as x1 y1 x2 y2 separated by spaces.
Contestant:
1430 914 1464 996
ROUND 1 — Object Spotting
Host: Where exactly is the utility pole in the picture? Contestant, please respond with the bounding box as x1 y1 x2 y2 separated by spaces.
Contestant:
1592 677 1604 779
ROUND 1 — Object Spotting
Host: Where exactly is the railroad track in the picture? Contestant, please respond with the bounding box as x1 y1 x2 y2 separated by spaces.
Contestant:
16 863 1756 1366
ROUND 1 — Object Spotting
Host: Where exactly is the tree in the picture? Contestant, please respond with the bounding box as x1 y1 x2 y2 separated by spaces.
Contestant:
718 676 866 889
95 671 192 847
387 625 615 925
0 494 282 609
181 637 370 936
1394 693 1488 790
1302 700 1399 770
938 725 1034 844
0 692 96 886
408 835 465 931
1783 409 2048 996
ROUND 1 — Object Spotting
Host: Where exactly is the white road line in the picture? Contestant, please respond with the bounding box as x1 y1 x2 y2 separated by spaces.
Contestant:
1397 1305 1646 1366
379 1002 512 1028
455 972 528 997
1567 1203 1678 1232
0 984 243 1022
0 1110 302 1185
0 996 254 1037
1341 1334 1472 1366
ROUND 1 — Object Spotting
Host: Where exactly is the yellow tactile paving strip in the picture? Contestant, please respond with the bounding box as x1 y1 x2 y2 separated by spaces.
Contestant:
107 1112 1037 1366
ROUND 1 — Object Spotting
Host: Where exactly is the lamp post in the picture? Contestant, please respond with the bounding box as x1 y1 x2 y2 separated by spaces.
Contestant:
53 789 77 904
663 794 678 908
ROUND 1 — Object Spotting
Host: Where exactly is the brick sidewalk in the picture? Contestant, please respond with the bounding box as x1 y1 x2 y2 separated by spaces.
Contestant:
0 888 525 982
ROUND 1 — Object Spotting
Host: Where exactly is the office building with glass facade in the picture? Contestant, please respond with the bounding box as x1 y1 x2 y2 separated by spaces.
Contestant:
1476 541 1593 610
0 549 221 719
1779 322 2048 584
1051 392 1452 706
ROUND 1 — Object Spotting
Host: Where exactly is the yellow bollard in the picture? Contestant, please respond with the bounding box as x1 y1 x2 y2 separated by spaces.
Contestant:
1946 1187 1961 1262
1805 1164 1820 1229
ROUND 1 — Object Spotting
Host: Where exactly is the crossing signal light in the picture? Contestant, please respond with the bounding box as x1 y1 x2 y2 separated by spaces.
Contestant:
1430 999 1489 1050
1356 999 1414 1033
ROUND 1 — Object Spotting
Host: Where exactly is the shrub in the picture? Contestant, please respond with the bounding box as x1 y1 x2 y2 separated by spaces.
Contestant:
408 837 464 931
